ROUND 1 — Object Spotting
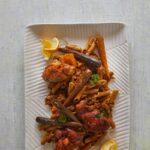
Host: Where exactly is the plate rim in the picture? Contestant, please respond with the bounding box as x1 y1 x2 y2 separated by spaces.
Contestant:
25 22 127 29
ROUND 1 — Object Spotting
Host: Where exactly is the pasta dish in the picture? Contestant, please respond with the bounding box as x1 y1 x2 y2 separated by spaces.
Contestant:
36 36 118 150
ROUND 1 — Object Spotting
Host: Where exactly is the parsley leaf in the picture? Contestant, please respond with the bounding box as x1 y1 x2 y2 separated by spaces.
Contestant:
57 114 67 124
99 108 108 117
95 108 108 118
90 74 100 84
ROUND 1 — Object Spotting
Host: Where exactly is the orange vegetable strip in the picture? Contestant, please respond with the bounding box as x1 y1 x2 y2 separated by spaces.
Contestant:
96 36 110 80
63 53 77 66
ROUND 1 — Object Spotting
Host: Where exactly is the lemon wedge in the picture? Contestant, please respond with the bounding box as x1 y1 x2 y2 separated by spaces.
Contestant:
42 49 53 60
100 139 118 150
42 38 59 60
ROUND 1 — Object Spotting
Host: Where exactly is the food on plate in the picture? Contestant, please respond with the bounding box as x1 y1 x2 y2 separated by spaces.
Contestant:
36 36 118 150
59 48 101 72
100 139 118 150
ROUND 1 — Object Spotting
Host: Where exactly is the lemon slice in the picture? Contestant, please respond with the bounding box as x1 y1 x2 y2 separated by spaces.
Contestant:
42 37 59 60
100 139 118 150
42 49 53 60
43 38 59 51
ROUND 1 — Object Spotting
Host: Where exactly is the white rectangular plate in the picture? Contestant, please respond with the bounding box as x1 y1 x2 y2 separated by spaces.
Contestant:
24 23 130 150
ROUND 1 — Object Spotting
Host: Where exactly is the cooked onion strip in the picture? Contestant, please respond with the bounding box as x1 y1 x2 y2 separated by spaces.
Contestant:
66 44 82 52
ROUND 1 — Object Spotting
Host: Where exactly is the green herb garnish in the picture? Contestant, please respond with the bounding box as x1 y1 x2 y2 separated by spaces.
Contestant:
96 108 108 118
90 74 100 84
57 114 67 124
99 108 108 117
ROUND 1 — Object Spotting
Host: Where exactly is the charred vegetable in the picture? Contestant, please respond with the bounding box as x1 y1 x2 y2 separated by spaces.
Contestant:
36 117 82 128
64 69 92 106
36 117 58 126
53 101 80 123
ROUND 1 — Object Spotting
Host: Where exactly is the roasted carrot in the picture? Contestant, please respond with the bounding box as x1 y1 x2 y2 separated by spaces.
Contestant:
63 53 77 66
96 36 110 80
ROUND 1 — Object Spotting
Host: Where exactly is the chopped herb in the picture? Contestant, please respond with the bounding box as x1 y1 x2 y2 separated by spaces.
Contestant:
95 108 108 118
90 74 100 84
99 108 108 117
57 114 67 124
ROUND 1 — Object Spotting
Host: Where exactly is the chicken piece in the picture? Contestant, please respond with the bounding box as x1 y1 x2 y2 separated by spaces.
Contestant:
63 64 76 76
62 53 77 66
55 139 72 150
75 101 94 114
55 128 83 150
81 111 110 131
42 61 75 82
66 128 83 144
76 101 110 132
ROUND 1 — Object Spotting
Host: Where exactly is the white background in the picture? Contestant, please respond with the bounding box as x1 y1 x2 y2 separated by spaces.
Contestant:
0 0 150 150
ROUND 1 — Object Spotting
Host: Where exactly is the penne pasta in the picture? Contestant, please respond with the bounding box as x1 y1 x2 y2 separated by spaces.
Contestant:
109 90 119 104
97 66 106 79
51 82 64 94
86 40 96 55
41 133 54 145
46 126 60 132
84 88 99 94
38 124 50 131
74 86 87 101
68 81 75 94
95 91 111 98
84 37 95 50
84 134 102 144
